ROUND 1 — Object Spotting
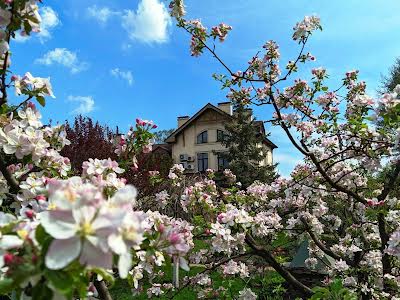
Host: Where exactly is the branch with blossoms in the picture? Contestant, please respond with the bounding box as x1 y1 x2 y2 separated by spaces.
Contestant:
168 0 400 298
0 2 199 299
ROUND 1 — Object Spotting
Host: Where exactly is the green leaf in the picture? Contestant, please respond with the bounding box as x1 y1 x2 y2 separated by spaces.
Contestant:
31 282 53 299
0 278 14 294
35 224 52 253
36 95 46 107
44 269 74 294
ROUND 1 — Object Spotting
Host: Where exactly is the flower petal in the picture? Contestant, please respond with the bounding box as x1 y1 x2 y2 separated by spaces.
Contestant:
0 212 16 226
0 235 23 249
111 185 137 207
108 234 127 255
79 240 112 269
40 211 76 239
118 252 132 279
45 237 81 270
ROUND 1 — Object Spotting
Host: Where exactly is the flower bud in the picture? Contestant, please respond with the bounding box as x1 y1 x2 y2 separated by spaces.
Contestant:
168 232 181 244
3 253 15 265
25 210 35 219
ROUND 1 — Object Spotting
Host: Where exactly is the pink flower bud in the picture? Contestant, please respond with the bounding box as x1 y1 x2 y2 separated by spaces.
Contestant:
35 195 46 201
152 124 158 129
10 74 18 81
169 232 181 245
158 223 165 233
217 213 224 222
25 210 35 219
3 253 15 265
31 254 38 264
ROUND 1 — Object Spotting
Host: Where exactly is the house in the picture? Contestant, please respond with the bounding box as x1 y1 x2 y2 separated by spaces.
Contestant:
164 102 277 172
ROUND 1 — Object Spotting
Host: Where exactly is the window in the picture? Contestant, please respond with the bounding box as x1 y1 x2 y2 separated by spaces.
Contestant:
217 153 229 171
197 131 208 144
217 130 227 142
197 153 208 172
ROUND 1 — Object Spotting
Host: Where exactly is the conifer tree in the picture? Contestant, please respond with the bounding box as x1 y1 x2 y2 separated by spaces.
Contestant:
380 57 400 94
219 102 278 188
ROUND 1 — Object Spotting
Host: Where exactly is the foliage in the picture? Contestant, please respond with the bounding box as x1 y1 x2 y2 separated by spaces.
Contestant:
153 128 175 144
311 279 357 300
61 115 116 174
219 101 278 188
380 57 400 94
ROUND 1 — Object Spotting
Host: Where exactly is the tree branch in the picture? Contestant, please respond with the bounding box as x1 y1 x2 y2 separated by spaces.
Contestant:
93 280 112 300
0 2 14 106
245 234 313 297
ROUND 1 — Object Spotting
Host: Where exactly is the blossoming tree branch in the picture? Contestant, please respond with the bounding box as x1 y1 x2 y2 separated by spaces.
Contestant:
0 1 193 299
167 0 400 299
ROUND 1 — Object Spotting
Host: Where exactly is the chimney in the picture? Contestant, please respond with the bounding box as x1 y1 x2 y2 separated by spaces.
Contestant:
218 102 232 115
244 108 254 121
177 116 189 128
233 107 254 121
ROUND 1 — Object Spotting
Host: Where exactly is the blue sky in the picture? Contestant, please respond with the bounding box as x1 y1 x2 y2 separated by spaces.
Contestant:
10 0 400 176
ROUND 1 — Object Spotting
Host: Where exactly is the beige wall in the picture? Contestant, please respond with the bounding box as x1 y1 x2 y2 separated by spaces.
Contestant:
171 110 228 171
171 109 274 172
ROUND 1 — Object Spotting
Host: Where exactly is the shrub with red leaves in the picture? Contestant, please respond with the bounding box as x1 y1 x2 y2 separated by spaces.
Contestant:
60 115 116 174
61 115 173 196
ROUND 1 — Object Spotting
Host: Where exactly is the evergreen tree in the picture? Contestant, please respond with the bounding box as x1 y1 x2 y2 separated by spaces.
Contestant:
153 129 175 144
219 102 278 188
380 57 400 94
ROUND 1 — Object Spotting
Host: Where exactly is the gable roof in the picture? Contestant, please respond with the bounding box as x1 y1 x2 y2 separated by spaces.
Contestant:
165 102 277 149
165 103 232 143
152 143 172 154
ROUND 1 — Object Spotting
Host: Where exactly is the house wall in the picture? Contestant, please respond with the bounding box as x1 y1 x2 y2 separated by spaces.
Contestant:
259 143 273 166
171 109 274 172
171 110 228 171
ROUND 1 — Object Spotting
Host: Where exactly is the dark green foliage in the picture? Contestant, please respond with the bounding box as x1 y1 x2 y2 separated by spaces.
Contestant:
219 102 278 188
379 57 400 94
153 129 175 144
310 278 357 300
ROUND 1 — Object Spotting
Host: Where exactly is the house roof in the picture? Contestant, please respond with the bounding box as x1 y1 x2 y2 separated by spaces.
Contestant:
165 103 231 143
152 143 172 154
165 102 277 149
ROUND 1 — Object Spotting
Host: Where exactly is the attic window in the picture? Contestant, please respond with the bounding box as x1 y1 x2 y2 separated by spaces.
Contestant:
197 131 208 144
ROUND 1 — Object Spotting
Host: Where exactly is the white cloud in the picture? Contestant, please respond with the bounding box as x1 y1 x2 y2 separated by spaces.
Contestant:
87 5 118 24
121 0 171 44
110 68 134 85
68 96 95 115
35 48 88 74
14 6 60 43
38 6 60 41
